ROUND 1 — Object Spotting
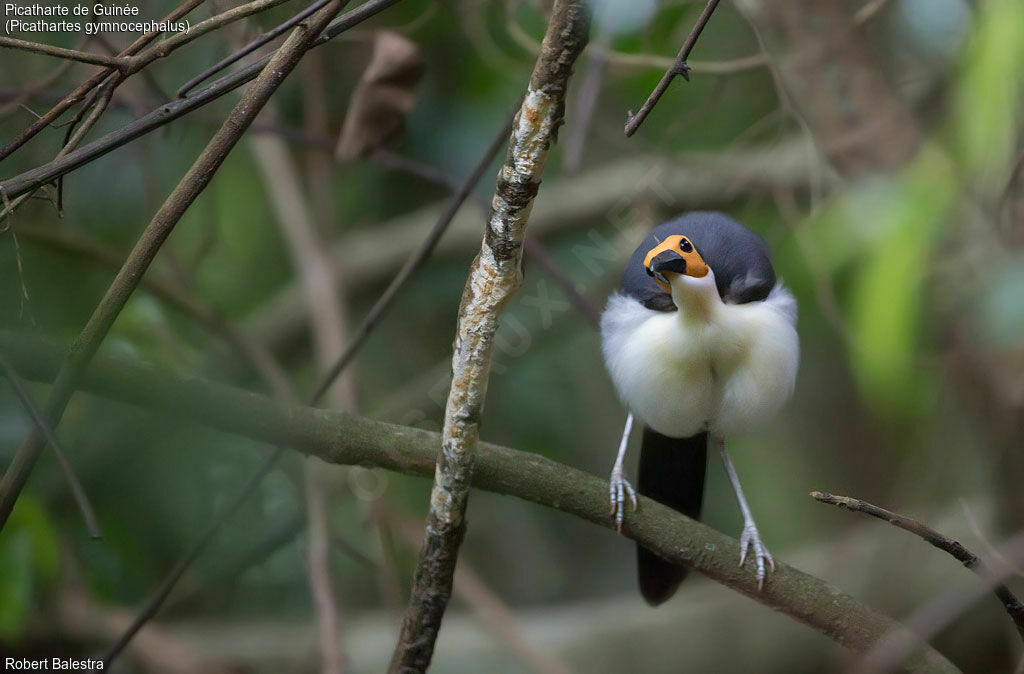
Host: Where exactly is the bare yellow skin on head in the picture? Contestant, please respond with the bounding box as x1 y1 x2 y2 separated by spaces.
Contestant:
643 235 709 293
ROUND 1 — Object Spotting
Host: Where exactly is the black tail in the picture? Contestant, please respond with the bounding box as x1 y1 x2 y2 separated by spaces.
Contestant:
636 427 708 606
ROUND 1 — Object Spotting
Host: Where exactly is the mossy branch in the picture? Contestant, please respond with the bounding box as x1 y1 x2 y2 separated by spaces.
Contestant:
0 330 959 674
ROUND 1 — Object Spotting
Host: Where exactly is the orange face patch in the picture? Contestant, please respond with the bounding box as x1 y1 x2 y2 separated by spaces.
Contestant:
643 235 709 292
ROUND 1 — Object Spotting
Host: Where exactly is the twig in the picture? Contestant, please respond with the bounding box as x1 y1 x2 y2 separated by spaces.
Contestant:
313 103 518 402
503 6 764 78
0 354 101 539
56 80 119 212
176 0 332 98
89 33 171 104
0 40 82 119
5 0 301 218
0 0 350 532
811 491 1024 642
121 0 299 76
1 0 296 163
0 0 205 161
388 3 590 671
0 37 128 69
623 0 722 137
608 51 766 75
0 329 960 674
0 0 406 201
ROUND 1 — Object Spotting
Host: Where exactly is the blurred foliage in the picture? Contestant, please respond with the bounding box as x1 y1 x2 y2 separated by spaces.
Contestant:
0 0 1023 672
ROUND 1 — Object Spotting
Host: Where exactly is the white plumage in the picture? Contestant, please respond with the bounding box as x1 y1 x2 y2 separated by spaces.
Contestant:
601 269 799 439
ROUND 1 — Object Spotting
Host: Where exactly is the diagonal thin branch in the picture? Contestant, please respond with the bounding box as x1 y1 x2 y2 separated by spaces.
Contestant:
0 36 128 69
120 0 298 77
0 0 350 532
0 329 960 674
623 0 722 137
176 0 332 98
0 0 405 202
0 353 101 539
388 3 590 671
0 0 205 161
811 491 1024 642
313 102 519 402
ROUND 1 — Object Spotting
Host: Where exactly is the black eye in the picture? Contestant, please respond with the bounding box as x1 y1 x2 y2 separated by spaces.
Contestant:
679 239 693 253
645 266 654 277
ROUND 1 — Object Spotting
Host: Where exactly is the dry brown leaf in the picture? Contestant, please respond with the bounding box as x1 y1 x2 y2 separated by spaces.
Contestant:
335 30 425 161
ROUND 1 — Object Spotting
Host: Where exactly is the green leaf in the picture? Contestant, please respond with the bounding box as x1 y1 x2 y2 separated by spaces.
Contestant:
952 0 1024 196
847 147 956 418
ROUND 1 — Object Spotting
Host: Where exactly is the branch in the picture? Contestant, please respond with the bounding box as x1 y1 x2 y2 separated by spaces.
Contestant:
120 0 297 76
0 0 350 531
623 0 722 137
504 8 766 78
811 491 1024 642
176 0 332 98
389 2 590 670
0 0 405 202
0 329 959 674
0 354 101 538
0 36 128 69
0 0 205 161
313 103 518 400
246 134 822 356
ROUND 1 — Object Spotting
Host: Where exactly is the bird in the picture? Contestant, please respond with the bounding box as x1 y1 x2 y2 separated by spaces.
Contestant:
600 211 799 604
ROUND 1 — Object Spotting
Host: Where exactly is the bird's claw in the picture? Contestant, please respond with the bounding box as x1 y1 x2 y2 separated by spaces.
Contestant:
738 521 774 590
608 464 637 533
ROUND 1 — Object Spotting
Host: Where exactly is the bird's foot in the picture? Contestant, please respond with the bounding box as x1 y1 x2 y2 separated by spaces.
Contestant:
608 463 637 533
738 520 775 590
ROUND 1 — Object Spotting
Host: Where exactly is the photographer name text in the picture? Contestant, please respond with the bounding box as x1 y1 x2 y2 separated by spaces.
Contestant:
4 658 103 671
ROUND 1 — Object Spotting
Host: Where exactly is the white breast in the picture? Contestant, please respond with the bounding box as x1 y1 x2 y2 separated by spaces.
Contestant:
600 285 798 439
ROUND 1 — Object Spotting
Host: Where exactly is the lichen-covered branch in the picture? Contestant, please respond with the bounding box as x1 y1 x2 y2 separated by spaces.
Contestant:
0 330 959 674
389 3 590 671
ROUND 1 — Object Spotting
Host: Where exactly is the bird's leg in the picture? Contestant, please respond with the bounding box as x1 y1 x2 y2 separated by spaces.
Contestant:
716 436 775 590
608 412 638 533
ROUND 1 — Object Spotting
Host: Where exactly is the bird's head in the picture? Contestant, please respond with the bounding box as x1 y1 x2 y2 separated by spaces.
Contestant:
643 235 710 293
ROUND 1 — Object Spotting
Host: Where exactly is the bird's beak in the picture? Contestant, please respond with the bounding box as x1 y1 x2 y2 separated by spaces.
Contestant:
649 250 689 277
643 237 710 292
